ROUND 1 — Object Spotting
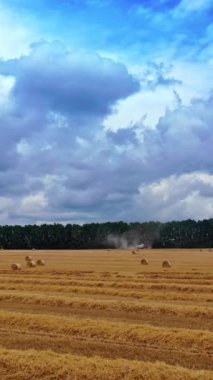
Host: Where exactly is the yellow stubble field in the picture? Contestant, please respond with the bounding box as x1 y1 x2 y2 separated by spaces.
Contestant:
0 248 212 379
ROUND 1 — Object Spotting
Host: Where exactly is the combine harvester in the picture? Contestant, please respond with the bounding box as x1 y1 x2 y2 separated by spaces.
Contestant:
136 243 146 249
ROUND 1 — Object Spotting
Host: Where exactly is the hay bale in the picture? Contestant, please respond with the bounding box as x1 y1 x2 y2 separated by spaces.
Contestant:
132 250 137 254
25 255 32 262
27 260 36 268
162 260 171 268
11 263 22 271
141 258 149 265
36 259 45 266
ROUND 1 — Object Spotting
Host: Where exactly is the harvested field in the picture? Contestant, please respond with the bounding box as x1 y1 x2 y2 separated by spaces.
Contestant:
0 248 212 379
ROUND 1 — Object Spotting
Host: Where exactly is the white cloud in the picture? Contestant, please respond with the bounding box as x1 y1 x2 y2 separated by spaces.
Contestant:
0 4 36 59
21 192 48 213
16 140 32 156
176 0 212 13
170 60 213 102
135 172 213 221
104 86 179 130
0 75 14 106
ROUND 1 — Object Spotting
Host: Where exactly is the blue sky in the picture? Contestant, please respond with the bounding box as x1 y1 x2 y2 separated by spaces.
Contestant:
0 0 212 224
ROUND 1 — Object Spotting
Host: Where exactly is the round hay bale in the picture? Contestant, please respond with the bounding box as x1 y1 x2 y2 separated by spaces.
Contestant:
141 258 149 265
36 259 45 266
132 250 137 254
25 255 32 262
162 260 171 268
27 260 36 268
11 263 22 271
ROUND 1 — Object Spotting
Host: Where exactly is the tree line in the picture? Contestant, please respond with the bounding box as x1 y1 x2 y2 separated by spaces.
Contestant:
0 219 212 249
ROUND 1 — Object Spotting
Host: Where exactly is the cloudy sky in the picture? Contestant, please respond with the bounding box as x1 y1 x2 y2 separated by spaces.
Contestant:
0 0 212 225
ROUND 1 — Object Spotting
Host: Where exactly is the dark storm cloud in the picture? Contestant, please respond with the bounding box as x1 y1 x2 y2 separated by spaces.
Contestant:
44 89 213 222
0 42 140 118
0 42 141 223
0 41 212 224
107 127 138 146
0 40 140 176
142 95 213 180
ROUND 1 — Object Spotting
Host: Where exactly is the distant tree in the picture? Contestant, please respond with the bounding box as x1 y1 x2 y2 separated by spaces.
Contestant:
0 218 212 250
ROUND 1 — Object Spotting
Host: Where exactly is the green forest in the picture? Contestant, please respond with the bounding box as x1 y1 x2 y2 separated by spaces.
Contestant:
0 219 212 249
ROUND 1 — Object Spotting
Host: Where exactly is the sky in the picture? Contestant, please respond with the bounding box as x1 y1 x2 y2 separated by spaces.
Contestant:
0 0 212 225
